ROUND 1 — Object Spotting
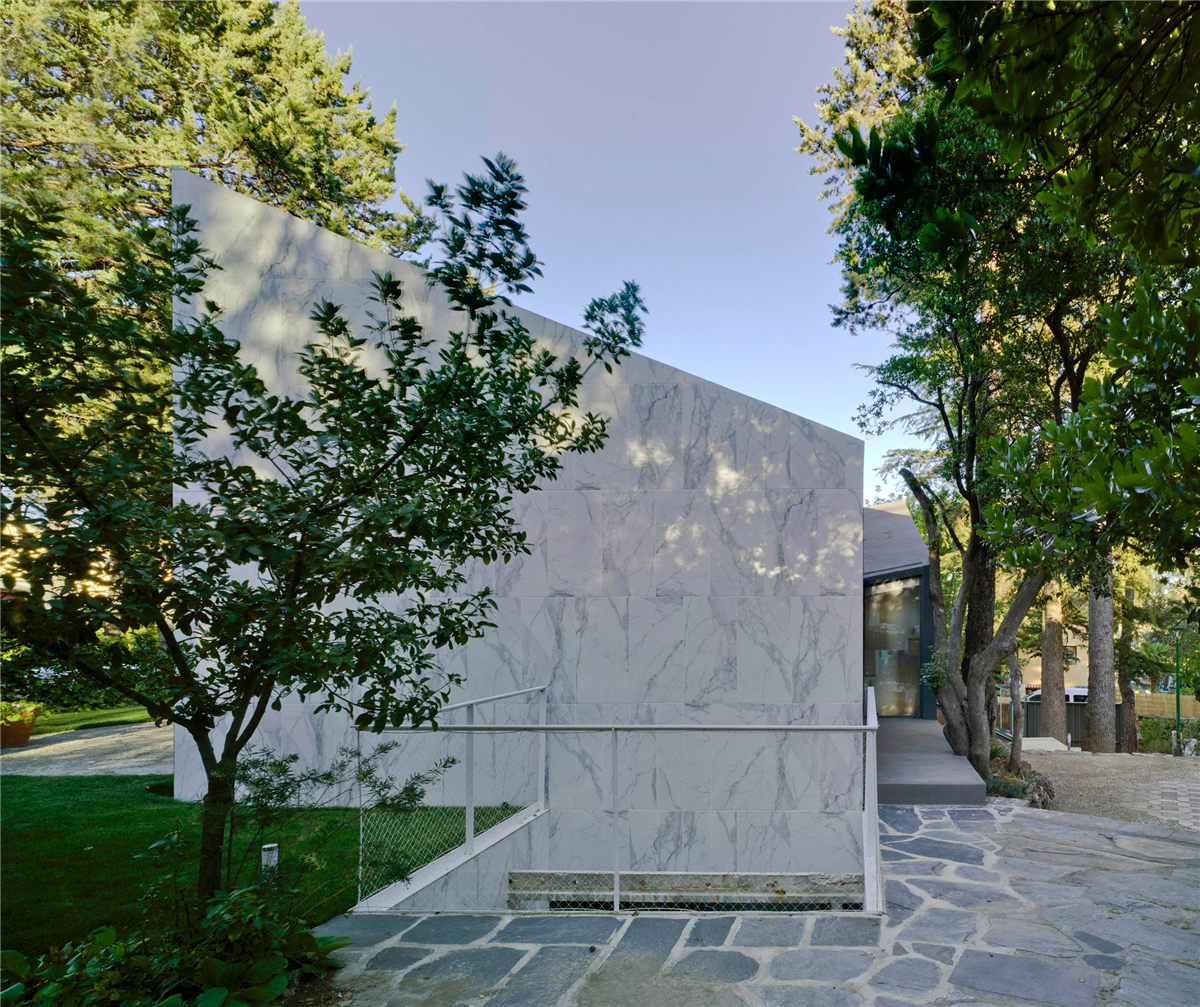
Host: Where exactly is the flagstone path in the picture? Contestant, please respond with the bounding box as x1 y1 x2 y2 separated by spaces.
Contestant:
319 801 1200 1006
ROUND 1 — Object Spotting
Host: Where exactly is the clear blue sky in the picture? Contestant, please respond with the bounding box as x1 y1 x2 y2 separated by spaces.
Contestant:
301 0 903 500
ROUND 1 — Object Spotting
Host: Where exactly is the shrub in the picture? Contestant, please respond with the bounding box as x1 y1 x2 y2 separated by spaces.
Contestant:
0 887 349 1006
1138 716 1200 754
0 632 133 712
986 773 1029 799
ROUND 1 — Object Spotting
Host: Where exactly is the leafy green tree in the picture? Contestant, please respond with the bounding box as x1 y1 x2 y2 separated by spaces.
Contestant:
0 0 431 267
0 0 438 681
1 156 645 904
909 1 1200 573
800 0 1140 767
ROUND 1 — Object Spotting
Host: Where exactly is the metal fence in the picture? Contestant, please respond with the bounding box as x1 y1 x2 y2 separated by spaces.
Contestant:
358 685 547 901
1022 699 1125 751
358 688 882 914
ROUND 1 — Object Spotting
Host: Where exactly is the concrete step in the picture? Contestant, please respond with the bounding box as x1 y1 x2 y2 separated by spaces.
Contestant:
877 718 986 805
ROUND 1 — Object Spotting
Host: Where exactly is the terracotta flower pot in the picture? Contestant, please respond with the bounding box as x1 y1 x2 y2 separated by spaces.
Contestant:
1 708 41 748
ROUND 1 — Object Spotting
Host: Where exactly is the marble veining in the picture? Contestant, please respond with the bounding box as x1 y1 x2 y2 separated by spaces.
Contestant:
172 170 869 880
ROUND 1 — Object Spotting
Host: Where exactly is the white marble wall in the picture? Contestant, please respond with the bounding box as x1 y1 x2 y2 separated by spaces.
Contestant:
171 170 866 885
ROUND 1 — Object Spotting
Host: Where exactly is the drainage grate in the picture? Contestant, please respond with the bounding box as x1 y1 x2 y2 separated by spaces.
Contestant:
509 870 866 913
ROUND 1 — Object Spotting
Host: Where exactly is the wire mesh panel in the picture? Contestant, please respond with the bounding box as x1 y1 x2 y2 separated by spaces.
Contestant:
358 691 545 903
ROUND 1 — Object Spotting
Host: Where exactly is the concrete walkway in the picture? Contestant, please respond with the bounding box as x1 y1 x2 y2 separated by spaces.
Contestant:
0 721 173 775
318 802 1200 1006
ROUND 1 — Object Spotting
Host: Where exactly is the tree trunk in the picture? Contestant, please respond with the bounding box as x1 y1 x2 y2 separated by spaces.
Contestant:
963 569 1048 779
1086 557 1117 752
1041 578 1067 744
961 546 996 683
1120 674 1138 754
1119 586 1138 755
199 761 237 904
1006 651 1023 773
962 546 996 775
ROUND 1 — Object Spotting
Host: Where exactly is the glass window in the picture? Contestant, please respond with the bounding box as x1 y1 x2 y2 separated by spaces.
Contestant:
865 576 922 716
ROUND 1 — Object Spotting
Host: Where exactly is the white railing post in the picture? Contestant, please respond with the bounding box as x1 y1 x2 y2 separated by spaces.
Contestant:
611 726 620 911
464 703 475 855
862 688 882 913
537 690 548 813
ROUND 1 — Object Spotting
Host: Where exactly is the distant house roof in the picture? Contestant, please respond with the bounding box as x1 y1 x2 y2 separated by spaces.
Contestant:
864 501 929 579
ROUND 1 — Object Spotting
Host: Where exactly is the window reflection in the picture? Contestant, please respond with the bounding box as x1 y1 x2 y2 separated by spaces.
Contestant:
865 577 922 716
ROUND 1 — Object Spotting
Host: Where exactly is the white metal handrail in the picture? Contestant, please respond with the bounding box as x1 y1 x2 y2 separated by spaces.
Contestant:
398 722 873 733
363 686 883 913
433 684 549 715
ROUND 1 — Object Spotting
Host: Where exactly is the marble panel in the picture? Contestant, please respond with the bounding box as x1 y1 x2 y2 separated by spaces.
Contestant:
655 731 713 810
573 598 631 704
616 729 657 811
792 596 855 704
508 304 585 361
734 811 862 874
683 597 739 705
653 491 713 597
257 206 355 281
468 493 549 598
681 383 740 493
600 492 655 597
174 724 207 800
545 492 603 596
709 730 772 810
449 600 524 697
787 418 857 490
627 597 688 703
815 489 863 596
524 598 572 704
627 810 708 871
766 731 825 811
616 351 689 387
736 597 797 705
735 401 797 492
546 809 622 871
765 489 823 596
843 442 865 500
708 492 773 597
173 169 264 281
624 383 684 491
818 733 864 813
546 731 612 810
469 732 539 809
556 379 686 493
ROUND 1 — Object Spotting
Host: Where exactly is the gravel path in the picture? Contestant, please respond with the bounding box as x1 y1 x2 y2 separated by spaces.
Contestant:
1022 750 1200 831
0 721 173 776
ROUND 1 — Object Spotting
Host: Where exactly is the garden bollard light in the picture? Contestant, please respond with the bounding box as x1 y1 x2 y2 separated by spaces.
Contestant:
262 842 279 885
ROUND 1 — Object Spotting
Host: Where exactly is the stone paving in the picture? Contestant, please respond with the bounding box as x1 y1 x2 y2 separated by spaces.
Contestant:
0 721 173 776
1139 780 1200 831
318 801 1200 1006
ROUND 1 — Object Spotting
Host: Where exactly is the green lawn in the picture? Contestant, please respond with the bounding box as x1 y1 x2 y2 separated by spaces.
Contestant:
32 704 153 735
0 775 519 957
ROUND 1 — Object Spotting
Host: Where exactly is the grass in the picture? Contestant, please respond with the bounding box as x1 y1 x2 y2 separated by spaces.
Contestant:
32 704 152 735
0 774 520 957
